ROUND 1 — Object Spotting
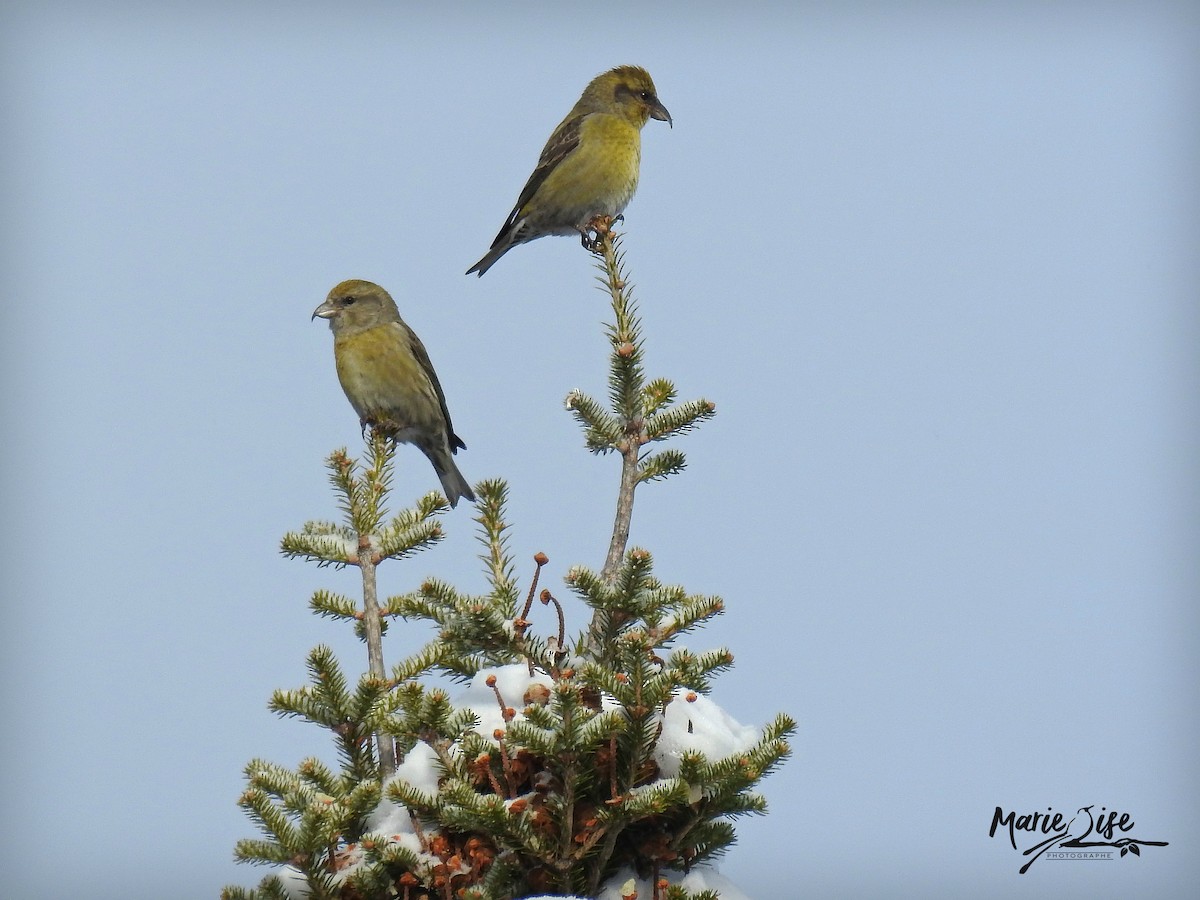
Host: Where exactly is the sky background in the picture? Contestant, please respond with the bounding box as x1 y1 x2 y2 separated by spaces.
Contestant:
2 2 1197 898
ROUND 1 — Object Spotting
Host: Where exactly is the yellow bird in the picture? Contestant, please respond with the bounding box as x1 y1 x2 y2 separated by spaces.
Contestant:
467 65 671 276
313 280 475 508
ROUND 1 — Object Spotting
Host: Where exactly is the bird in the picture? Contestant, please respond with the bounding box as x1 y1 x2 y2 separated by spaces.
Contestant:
466 64 672 276
312 279 476 508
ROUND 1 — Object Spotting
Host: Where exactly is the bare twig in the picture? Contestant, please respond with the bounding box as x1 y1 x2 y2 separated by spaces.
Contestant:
540 589 567 649
517 552 550 628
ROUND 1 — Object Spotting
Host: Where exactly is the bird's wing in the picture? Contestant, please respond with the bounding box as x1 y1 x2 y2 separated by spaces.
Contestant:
491 113 586 245
398 321 465 451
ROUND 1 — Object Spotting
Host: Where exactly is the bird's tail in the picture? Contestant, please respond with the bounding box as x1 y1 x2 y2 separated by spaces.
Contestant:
465 239 514 277
427 447 476 508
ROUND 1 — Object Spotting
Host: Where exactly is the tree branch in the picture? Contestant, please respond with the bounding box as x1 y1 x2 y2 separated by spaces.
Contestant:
357 533 397 778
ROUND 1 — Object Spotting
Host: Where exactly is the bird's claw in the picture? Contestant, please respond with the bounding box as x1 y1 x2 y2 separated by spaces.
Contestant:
364 421 401 447
580 215 620 253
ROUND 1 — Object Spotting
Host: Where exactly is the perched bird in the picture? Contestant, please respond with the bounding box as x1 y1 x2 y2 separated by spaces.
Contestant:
313 279 475 508
466 64 671 276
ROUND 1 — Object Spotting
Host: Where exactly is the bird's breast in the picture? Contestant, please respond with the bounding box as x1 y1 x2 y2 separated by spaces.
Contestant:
333 327 439 427
539 115 643 226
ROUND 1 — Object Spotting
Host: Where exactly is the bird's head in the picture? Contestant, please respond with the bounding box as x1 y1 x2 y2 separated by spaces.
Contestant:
591 65 672 129
312 279 401 334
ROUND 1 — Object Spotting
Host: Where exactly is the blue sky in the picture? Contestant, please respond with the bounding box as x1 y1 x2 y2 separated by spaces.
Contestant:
2 3 1197 898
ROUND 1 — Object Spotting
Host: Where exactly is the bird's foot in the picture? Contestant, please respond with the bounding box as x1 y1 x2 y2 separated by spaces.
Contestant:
577 226 602 252
580 215 620 253
366 422 400 447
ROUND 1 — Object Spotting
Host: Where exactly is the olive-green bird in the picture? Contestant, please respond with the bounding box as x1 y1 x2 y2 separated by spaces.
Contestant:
313 279 475 508
466 64 672 277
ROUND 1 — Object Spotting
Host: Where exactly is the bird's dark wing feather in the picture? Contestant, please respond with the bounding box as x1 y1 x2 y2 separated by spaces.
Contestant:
490 113 585 246
400 321 466 452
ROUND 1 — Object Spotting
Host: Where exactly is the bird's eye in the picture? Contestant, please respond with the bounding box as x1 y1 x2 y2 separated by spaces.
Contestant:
640 90 653 102
343 296 356 305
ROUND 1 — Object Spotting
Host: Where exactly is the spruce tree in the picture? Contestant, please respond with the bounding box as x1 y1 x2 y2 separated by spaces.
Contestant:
224 229 796 900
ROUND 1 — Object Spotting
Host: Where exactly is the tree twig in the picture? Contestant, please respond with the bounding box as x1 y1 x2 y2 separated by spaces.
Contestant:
358 531 397 778
598 228 641 585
